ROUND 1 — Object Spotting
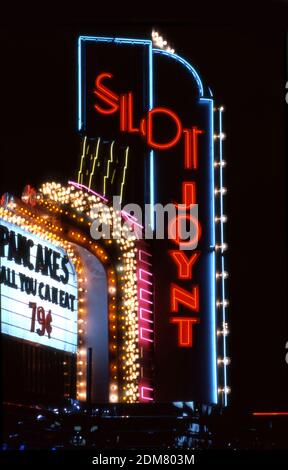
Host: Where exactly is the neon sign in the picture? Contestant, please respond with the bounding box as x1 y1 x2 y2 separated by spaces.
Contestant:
93 72 203 165
78 35 227 404
93 71 204 349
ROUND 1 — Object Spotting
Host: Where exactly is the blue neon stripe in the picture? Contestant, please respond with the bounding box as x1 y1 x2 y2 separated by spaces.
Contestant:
79 35 151 45
149 43 155 230
78 37 82 131
200 97 218 404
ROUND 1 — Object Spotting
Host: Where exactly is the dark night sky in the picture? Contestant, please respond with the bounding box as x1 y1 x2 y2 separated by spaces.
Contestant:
0 3 288 413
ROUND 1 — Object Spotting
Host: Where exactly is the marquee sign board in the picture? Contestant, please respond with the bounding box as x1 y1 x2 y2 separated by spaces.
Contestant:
0 219 78 353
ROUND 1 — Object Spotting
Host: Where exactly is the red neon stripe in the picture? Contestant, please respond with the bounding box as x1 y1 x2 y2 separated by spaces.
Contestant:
94 91 119 114
170 317 200 347
127 92 139 132
170 283 199 312
169 250 200 279
192 127 204 169
120 94 127 132
95 72 119 102
183 129 192 169
252 412 288 416
183 181 196 206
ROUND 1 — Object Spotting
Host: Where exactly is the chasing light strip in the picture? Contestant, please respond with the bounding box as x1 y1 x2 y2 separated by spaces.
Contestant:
152 30 175 54
219 107 229 406
39 182 140 403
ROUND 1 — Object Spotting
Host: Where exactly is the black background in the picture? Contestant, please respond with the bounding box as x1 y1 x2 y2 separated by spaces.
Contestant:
0 2 287 414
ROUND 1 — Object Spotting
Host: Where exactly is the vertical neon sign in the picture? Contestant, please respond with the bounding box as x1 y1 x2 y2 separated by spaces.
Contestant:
78 35 228 406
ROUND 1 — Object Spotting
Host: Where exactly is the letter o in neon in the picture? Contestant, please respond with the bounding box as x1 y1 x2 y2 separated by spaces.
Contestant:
144 107 183 150
168 214 202 249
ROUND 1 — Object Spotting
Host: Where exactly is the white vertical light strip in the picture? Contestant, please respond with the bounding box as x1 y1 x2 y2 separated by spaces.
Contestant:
219 107 228 406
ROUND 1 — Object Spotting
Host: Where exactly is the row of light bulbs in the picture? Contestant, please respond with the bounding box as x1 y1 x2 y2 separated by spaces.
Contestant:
39 182 140 403
214 107 230 402
152 30 175 54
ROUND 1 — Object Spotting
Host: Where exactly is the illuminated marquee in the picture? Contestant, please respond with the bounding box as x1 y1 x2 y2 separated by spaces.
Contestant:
0 219 78 353
0 182 144 403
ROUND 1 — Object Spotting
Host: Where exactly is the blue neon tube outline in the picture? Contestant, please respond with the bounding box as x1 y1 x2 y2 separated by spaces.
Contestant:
149 45 154 230
152 48 204 97
200 97 218 404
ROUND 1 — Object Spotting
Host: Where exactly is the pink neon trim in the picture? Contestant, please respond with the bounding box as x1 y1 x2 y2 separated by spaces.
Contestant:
140 288 153 304
140 326 154 342
140 386 154 401
69 182 144 229
139 307 153 324
121 210 143 229
68 181 108 202
121 209 137 222
139 268 153 285
139 250 152 266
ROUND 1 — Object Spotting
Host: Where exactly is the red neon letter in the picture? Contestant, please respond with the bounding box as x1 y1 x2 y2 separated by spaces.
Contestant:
120 94 127 131
127 92 139 132
170 283 199 312
170 317 200 347
182 181 196 206
94 72 119 115
145 107 182 150
183 127 204 169
174 182 197 209
168 214 202 249
169 250 200 279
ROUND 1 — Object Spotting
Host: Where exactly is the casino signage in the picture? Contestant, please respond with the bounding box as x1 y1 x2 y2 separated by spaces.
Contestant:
0 33 229 407
77 34 229 405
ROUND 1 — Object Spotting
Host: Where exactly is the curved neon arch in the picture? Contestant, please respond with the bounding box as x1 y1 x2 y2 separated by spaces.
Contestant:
153 48 204 97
